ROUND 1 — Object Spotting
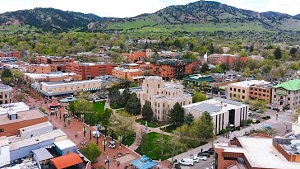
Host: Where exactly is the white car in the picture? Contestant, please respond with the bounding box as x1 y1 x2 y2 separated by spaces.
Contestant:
190 156 200 163
92 131 100 138
198 156 207 161
179 158 194 166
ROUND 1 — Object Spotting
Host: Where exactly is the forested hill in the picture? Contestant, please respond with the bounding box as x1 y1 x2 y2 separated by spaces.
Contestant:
1 1 300 33
0 8 105 32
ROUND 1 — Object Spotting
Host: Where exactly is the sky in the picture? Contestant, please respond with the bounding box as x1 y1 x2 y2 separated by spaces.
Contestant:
0 0 299 18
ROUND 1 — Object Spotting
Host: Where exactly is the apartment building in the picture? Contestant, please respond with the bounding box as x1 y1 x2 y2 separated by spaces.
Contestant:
272 79 300 111
112 63 144 83
136 76 192 121
66 62 116 80
38 79 102 97
215 136 300 169
25 64 52 74
0 50 19 59
0 84 12 104
226 80 271 102
35 56 74 65
183 98 248 134
150 59 197 80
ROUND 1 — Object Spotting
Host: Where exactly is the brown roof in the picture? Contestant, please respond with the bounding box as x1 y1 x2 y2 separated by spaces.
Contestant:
50 153 83 169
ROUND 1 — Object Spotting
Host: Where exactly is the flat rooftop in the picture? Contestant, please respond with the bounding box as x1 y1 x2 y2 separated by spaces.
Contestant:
54 139 76 150
0 109 47 126
183 98 245 115
20 121 52 133
41 79 102 86
25 72 77 79
234 137 300 169
228 80 271 88
0 102 30 115
9 129 66 151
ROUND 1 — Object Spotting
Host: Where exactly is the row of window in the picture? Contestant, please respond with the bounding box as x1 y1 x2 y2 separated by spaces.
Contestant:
251 88 268 92
250 92 269 97
230 93 245 99
229 87 245 93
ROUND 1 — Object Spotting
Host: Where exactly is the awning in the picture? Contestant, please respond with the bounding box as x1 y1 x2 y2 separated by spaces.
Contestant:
50 153 83 169
32 148 53 161
131 155 158 169
276 92 287 96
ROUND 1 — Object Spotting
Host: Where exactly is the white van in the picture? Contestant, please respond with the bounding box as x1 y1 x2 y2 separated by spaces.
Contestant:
179 158 194 166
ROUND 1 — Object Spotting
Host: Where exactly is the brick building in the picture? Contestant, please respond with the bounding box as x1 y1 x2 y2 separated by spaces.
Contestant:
35 56 74 65
207 54 248 69
0 109 48 137
0 51 20 59
150 59 197 80
214 136 300 169
24 72 82 84
112 63 144 83
66 62 116 80
25 64 52 74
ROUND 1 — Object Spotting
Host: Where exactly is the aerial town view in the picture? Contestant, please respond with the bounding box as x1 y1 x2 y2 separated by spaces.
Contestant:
1 0 300 169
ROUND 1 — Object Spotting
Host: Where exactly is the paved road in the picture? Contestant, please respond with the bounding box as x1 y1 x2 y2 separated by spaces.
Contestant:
169 108 294 169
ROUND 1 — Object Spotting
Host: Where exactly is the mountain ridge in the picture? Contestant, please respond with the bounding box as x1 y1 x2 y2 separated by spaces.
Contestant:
1 1 300 33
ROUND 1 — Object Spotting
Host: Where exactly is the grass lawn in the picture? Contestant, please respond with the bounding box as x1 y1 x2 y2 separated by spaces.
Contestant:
122 131 136 146
135 118 165 128
135 132 173 160
93 101 105 113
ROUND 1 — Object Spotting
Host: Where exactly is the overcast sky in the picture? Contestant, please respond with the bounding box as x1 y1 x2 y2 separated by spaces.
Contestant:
0 0 299 17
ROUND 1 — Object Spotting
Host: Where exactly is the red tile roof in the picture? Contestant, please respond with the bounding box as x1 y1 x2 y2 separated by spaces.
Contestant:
50 153 83 169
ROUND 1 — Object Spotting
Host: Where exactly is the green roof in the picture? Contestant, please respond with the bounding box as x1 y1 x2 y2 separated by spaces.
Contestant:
273 79 300 91
276 92 287 96
184 75 215 83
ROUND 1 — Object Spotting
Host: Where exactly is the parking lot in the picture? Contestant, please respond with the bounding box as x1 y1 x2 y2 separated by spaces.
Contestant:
179 156 213 169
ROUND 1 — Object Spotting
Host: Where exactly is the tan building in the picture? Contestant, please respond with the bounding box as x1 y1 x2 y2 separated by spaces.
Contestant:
38 79 102 98
112 63 144 84
24 72 82 84
34 56 74 65
136 76 192 121
0 84 12 104
249 82 272 103
226 80 271 102
272 79 300 111
25 64 52 74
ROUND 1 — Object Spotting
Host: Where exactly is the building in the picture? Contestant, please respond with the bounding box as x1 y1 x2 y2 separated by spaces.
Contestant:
214 136 300 169
136 76 192 121
66 62 116 80
272 79 300 111
112 63 144 83
207 54 248 69
35 56 74 65
150 59 197 80
226 80 271 102
183 74 215 92
25 64 52 74
183 98 248 134
0 84 12 104
0 109 48 137
24 72 82 84
38 79 102 98
292 115 300 135
0 50 19 59
0 102 29 115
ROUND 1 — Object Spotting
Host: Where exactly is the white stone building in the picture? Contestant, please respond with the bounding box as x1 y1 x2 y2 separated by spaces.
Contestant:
136 76 192 121
183 98 249 134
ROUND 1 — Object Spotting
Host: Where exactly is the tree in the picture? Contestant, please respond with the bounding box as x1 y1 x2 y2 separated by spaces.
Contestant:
193 111 214 141
200 63 210 73
250 99 267 112
192 92 207 103
169 103 184 126
290 47 298 57
1 68 13 85
184 113 194 126
80 142 101 163
125 93 141 115
293 109 300 122
73 98 93 117
108 87 121 108
11 69 24 83
142 101 153 121
120 88 131 107
109 110 135 143
166 136 186 167
274 47 282 60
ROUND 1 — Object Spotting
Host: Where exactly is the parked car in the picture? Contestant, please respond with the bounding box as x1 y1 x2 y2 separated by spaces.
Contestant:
198 152 210 158
207 148 214 155
174 164 181 169
179 159 194 166
198 156 207 161
190 156 200 163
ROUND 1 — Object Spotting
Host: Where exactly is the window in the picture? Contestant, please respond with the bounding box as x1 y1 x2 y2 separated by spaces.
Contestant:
242 90 245 93
230 87 232 91
234 88 236 92
238 89 241 92
0 128 4 132
242 96 245 99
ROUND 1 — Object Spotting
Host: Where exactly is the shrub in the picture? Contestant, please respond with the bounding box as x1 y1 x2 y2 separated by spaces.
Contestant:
246 119 253 125
256 120 261 123
39 107 46 114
